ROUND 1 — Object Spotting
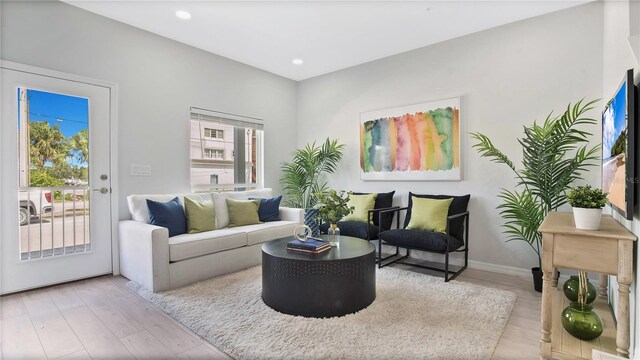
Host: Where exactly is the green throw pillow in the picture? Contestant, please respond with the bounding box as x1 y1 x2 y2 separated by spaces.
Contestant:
184 197 216 234
226 198 262 228
406 197 453 233
344 193 377 222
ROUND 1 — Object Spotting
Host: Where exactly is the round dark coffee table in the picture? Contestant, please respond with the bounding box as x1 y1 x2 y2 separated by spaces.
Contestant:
261 235 376 318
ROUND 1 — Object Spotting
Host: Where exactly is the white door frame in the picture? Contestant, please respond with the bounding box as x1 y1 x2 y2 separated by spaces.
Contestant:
0 60 120 277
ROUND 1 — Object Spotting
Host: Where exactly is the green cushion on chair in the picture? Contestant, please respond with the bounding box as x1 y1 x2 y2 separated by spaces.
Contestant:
351 191 395 229
344 193 377 222
406 197 453 233
404 193 470 240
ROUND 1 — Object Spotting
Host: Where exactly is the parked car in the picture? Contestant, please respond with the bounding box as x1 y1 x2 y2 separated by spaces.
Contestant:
19 189 53 226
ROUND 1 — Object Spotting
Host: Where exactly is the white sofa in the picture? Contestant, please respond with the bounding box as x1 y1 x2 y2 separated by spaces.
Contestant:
118 188 303 292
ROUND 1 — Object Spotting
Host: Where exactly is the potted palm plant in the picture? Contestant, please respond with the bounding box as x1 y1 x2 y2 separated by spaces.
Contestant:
280 138 345 236
566 185 608 230
471 99 600 292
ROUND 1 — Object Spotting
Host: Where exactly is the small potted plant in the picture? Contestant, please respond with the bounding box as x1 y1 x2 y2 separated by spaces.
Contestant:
314 189 354 246
566 185 608 230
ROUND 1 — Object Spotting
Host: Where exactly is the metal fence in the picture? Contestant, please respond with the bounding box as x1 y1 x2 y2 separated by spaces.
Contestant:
19 187 90 260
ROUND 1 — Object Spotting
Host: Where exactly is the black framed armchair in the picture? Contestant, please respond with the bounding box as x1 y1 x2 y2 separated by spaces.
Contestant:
319 191 396 241
377 193 470 282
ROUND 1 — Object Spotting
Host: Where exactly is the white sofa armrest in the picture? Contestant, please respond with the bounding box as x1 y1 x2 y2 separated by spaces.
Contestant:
279 207 304 224
118 220 170 292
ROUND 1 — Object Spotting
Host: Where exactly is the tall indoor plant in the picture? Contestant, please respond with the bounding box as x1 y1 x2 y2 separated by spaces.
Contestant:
471 99 600 292
280 138 345 235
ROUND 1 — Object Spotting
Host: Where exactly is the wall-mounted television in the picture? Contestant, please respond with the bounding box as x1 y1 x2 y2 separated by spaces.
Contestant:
602 69 637 220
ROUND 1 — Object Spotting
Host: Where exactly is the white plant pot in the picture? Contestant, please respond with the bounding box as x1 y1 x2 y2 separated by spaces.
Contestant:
572 207 603 230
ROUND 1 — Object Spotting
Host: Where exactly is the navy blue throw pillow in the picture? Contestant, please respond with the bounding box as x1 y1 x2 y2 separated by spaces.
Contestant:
250 195 282 222
146 197 187 237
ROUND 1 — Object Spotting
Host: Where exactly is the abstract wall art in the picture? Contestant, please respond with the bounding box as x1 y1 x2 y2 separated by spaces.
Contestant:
360 97 461 181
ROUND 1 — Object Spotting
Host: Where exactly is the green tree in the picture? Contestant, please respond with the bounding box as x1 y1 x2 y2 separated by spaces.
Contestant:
29 121 69 168
45 161 75 181
75 166 88 181
280 138 345 208
30 169 64 187
610 129 626 158
69 129 89 164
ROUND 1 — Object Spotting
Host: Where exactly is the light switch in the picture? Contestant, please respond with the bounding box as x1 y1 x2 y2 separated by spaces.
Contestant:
130 164 152 176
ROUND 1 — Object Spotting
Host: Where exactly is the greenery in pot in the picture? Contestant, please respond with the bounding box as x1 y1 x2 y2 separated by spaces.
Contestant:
470 99 600 270
280 138 345 209
314 189 354 224
566 185 608 209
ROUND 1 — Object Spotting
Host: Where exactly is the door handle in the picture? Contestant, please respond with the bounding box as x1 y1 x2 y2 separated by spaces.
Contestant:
92 187 109 194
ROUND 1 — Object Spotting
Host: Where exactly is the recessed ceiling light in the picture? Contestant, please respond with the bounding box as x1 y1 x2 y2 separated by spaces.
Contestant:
175 10 191 20
292 58 304 65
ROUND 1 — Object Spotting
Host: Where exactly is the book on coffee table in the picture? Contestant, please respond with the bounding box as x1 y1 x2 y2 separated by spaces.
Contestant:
287 237 330 251
286 246 331 255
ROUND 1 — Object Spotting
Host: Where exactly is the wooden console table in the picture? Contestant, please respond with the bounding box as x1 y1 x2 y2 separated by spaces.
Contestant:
538 212 636 359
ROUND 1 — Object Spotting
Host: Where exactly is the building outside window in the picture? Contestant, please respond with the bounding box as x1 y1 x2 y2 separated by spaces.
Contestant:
190 109 263 191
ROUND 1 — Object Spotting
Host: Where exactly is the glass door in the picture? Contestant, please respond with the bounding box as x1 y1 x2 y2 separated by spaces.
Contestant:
1 67 112 293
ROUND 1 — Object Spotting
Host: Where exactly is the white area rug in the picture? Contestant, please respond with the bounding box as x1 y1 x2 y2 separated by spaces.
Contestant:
128 266 516 359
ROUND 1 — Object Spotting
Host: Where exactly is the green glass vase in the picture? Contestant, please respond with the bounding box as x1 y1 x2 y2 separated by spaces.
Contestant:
563 276 597 304
561 303 603 340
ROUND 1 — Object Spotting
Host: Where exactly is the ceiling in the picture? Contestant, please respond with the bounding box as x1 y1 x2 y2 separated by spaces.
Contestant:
63 1 591 81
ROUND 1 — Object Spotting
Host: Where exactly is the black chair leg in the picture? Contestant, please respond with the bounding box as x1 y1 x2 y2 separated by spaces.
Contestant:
378 240 382 269
464 246 469 269
376 242 409 269
444 250 450 282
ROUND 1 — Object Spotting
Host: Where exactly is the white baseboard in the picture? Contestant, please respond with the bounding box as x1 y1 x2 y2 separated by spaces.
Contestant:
379 243 592 280
468 260 531 277
467 261 600 283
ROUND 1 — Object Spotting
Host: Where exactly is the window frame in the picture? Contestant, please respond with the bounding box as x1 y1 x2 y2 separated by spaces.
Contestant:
203 148 224 160
190 108 264 192
204 128 224 139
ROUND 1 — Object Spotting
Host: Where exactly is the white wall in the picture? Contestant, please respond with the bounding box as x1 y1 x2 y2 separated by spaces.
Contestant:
0 1 298 219
602 0 640 356
296 2 604 273
3 0 639 354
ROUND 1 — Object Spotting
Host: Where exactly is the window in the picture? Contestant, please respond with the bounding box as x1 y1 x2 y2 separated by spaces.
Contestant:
204 128 224 139
204 148 224 159
190 108 263 191
17 88 91 259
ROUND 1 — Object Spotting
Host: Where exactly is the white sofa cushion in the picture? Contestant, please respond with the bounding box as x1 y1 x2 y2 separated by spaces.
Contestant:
240 221 299 246
168 228 248 262
211 188 273 229
167 220 297 262
127 193 212 223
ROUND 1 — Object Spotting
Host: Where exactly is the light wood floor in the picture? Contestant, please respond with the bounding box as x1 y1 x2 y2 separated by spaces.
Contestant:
1 266 541 359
